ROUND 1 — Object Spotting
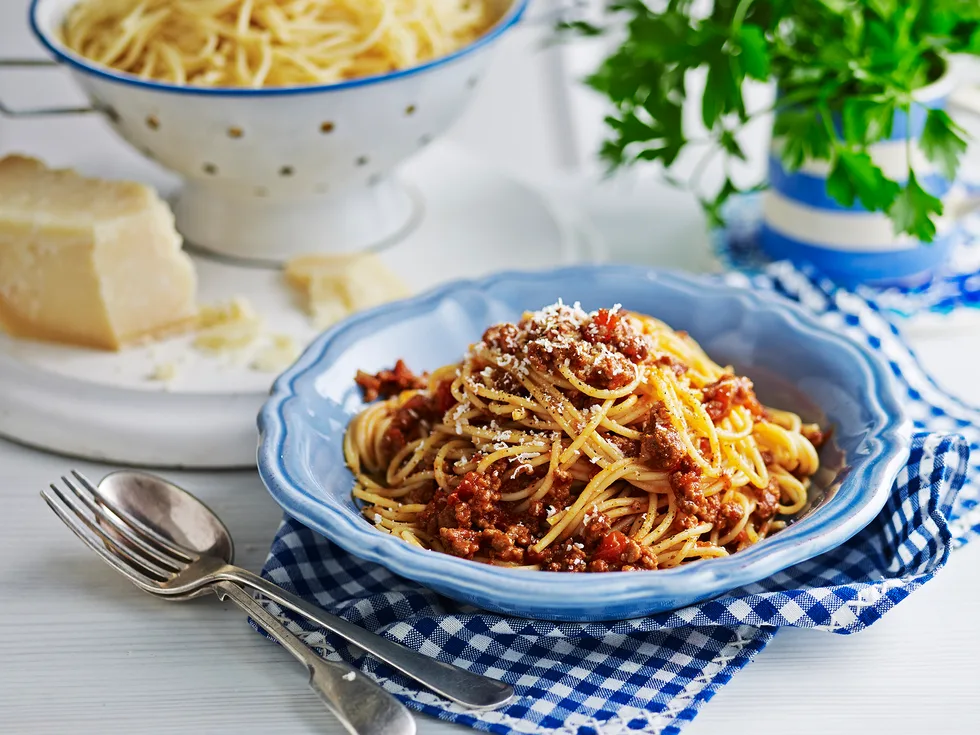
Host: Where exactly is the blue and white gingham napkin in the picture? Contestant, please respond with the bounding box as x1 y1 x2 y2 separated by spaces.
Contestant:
254 264 976 735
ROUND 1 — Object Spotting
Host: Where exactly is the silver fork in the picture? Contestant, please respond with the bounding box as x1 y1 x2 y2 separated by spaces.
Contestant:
40 471 513 709
41 472 413 735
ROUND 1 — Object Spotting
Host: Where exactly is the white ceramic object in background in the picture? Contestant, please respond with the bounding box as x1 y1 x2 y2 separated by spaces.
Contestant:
23 0 529 263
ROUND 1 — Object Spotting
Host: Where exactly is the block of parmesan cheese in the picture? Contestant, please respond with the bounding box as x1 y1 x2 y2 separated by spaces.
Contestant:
0 155 197 350
284 253 411 330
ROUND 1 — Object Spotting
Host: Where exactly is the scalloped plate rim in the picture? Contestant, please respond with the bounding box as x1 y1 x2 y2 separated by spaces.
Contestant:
257 265 912 619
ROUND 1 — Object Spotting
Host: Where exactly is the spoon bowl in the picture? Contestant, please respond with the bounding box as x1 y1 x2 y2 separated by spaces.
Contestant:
100 471 234 562
98 471 234 601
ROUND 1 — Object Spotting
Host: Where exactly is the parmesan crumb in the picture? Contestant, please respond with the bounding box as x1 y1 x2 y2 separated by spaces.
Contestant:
250 333 300 373
148 362 178 382
193 297 263 353
342 671 356 681
283 253 410 330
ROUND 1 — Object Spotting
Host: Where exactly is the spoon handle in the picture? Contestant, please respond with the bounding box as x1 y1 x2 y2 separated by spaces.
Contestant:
213 581 415 735
220 567 514 710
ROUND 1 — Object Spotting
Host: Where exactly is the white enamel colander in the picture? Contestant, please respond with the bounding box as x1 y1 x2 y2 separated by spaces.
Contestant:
1 0 530 264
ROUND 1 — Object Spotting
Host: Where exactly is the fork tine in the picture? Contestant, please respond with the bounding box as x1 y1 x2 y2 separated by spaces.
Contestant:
44 481 175 581
71 471 196 564
41 487 167 590
62 473 185 573
45 482 172 581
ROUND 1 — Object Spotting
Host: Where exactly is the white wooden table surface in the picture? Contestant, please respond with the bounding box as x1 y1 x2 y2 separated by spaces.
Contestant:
2 2 980 733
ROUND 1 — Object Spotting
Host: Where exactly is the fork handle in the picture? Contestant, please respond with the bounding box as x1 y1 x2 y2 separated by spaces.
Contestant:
218 567 513 709
213 581 415 735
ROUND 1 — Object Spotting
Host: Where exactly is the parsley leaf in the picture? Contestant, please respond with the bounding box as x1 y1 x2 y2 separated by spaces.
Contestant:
867 0 898 18
739 25 770 81
826 150 900 211
890 171 944 241
920 108 968 180
719 129 746 161
555 20 603 37
702 52 744 129
842 98 895 145
774 110 833 170
826 154 856 207
817 0 851 13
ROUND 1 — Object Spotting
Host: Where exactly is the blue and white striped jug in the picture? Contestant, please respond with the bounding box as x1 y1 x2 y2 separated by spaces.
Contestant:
760 72 958 286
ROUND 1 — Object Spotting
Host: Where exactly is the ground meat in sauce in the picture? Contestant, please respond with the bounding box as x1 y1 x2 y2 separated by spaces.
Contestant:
606 433 641 458
497 460 546 497
582 517 658 572
481 323 522 354
419 470 503 537
802 423 827 448
439 528 481 557
535 540 588 572
582 513 612 544
379 379 456 455
640 403 687 471
406 482 436 505
523 513 659 572
355 359 428 401
527 468 574 519
751 477 782 521
417 468 541 564
588 355 637 391
481 526 536 564
718 500 744 535
381 393 441 454
669 458 705 522
483 366 525 396
702 375 767 422
416 464 664 570
656 354 688 377
582 308 651 362
486 304 655 393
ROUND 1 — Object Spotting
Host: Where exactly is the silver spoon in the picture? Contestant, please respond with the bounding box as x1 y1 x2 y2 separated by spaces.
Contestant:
91 470 513 709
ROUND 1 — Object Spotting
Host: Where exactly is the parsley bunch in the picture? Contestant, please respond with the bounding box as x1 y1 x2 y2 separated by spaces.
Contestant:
564 0 980 241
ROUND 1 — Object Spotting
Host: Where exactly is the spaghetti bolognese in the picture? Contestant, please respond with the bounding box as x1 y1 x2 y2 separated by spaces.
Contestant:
345 302 825 572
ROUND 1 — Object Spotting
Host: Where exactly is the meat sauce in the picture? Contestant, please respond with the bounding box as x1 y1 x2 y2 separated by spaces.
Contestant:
354 306 795 570
483 306 651 392
355 359 428 401
416 462 660 571
702 375 767 423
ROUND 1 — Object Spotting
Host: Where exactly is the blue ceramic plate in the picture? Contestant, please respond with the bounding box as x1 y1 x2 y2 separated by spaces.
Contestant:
257 266 912 621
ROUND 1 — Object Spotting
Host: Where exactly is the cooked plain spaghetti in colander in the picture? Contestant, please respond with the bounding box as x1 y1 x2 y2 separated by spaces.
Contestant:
61 0 494 88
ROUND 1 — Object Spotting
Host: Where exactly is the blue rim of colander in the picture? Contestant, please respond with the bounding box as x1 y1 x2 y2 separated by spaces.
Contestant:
28 0 530 97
